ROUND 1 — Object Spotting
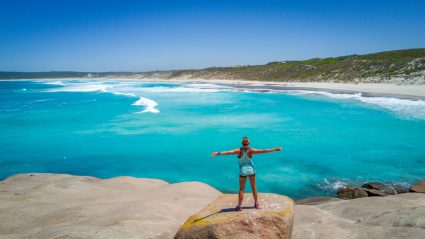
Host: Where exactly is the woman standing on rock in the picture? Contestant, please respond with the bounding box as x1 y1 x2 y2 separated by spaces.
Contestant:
211 136 281 211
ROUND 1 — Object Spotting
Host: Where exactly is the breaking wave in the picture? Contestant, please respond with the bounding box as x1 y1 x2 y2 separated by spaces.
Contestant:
36 79 425 119
132 97 159 113
281 90 425 120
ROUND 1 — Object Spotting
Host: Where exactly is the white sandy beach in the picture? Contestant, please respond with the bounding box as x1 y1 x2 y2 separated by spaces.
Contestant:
14 78 425 99
145 78 425 99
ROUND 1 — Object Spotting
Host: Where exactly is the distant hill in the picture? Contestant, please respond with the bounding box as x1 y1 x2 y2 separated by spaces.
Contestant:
1 48 424 84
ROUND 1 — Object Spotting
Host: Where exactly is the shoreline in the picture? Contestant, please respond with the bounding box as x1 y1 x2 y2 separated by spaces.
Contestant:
0 172 328 200
0 172 414 201
6 77 425 100
151 78 425 100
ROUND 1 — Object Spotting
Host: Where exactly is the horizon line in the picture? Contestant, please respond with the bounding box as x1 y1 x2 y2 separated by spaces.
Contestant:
1 47 423 73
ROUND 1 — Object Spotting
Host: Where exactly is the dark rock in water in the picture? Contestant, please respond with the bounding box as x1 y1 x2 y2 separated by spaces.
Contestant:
410 181 425 193
295 197 342 205
389 183 409 194
337 186 368 199
362 182 392 191
362 182 409 196
363 188 390 197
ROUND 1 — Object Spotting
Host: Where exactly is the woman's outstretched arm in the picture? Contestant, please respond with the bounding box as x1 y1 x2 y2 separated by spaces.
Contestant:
250 147 282 154
211 148 240 157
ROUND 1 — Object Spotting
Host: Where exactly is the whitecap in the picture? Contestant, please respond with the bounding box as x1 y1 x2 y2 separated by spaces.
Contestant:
35 79 425 119
111 91 137 97
320 178 350 191
314 178 353 194
132 97 160 113
43 80 65 86
284 90 362 99
358 96 425 120
283 90 425 120
132 86 221 93
46 83 109 93
38 80 162 114
32 99 53 102
184 83 232 89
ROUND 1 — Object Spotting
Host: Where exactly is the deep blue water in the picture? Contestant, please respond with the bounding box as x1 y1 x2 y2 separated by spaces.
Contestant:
1 79 425 198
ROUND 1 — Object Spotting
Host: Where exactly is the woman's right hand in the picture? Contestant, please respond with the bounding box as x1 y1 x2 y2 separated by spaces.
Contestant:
275 147 282 151
211 152 218 157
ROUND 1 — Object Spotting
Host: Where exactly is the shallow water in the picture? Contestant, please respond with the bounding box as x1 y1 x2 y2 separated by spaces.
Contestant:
1 79 424 198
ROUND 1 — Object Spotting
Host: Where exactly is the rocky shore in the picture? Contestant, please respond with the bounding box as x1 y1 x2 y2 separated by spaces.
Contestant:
0 173 221 239
337 181 425 199
1 173 424 239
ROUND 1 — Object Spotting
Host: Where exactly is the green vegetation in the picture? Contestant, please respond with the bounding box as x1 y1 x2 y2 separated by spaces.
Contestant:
167 48 425 83
1 48 424 83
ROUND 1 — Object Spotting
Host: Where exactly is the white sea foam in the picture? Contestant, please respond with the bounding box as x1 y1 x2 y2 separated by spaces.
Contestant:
40 80 161 113
320 178 349 191
47 83 109 93
111 91 137 97
43 80 66 86
0 108 21 112
37 79 425 119
358 96 425 119
46 81 221 94
33 99 53 102
223 86 425 120
283 90 363 99
132 97 160 113
281 90 425 120
185 83 232 90
132 86 221 93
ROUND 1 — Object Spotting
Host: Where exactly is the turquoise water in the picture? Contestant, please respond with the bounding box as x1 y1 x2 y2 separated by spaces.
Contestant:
1 79 425 198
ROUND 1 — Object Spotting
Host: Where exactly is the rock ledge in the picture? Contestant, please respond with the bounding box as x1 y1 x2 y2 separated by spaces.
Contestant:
0 173 222 239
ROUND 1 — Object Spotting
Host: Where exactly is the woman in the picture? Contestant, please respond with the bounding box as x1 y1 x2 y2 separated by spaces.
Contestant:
211 136 281 211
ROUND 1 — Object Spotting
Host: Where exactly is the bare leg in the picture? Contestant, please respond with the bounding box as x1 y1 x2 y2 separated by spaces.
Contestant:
249 174 258 203
239 176 247 206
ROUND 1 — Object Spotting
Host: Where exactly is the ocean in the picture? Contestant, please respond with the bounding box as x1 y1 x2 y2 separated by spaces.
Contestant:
1 79 425 198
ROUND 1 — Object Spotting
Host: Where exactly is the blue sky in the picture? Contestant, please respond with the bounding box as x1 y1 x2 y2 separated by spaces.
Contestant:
1 0 424 71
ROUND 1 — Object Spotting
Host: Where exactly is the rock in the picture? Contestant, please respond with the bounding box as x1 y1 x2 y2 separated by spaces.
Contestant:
362 182 396 196
295 197 342 205
363 188 389 197
362 182 410 196
0 173 222 239
389 183 409 194
175 193 294 239
362 182 389 191
337 186 368 199
410 181 425 193
293 193 425 239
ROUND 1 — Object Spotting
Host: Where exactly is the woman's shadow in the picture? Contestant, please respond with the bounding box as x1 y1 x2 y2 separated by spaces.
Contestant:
193 206 256 223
